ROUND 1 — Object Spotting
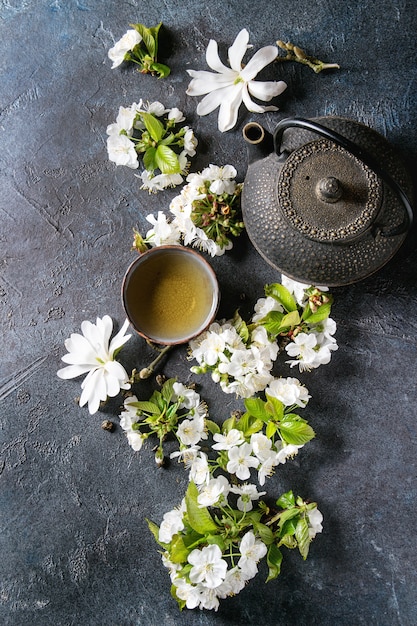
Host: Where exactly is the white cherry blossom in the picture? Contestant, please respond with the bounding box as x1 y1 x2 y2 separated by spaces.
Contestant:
108 29 142 68
266 377 311 407
188 544 228 589
226 443 258 480
237 531 267 579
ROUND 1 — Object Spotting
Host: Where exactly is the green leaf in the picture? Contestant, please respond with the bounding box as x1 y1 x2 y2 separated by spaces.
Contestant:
266 543 283 582
130 400 160 415
244 397 270 422
253 522 275 545
264 394 284 421
143 146 157 172
141 112 165 142
236 413 263 437
279 420 315 445
205 419 221 435
150 389 165 411
222 416 236 433
279 310 301 331
170 534 190 563
276 490 295 509
149 22 162 55
131 23 156 57
206 534 226 551
276 508 301 533
151 62 171 78
146 518 165 546
185 482 218 534
266 421 277 438
303 301 332 323
295 516 311 559
161 378 176 403
265 283 298 312
160 133 175 146
155 144 181 174
260 310 284 335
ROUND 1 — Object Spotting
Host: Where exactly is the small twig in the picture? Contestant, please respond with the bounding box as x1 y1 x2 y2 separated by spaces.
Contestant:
276 40 340 73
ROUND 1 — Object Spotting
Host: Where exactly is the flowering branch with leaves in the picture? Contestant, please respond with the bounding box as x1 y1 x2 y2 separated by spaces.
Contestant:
106 100 197 191
132 164 245 256
108 22 170 78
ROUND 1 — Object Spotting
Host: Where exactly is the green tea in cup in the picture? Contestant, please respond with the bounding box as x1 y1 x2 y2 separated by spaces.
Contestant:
122 246 219 345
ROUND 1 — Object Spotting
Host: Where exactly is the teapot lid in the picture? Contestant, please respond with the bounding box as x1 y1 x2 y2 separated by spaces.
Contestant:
242 116 414 286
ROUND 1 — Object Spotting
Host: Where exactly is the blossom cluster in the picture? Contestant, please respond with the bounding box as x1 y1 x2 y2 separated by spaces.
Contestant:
148 380 321 612
132 164 244 256
189 276 338 397
106 100 197 191
119 379 208 464
108 22 170 78
153 483 323 612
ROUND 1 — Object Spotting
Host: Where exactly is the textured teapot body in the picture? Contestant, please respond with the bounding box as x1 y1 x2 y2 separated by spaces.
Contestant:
241 116 413 286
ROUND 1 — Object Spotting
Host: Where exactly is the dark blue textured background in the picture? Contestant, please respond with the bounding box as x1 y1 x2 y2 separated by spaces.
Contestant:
1 1 416 624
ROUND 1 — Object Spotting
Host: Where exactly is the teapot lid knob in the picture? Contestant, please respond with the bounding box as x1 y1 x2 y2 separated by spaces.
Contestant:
315 176 343 203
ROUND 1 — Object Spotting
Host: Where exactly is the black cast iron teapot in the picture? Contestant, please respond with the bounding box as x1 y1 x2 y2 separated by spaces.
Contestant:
241 116 414 286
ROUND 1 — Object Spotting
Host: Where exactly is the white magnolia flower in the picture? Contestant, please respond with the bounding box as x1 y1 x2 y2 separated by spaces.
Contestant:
266 377 311 407
188 544 228 589
212 428 245 450
57 316 131 415
307 507 324 538
197 475 230 508
237 531 267 579
108 29 142 68
187 28 286 132
230 483 266 512
106 134 139 169
226 443 258 480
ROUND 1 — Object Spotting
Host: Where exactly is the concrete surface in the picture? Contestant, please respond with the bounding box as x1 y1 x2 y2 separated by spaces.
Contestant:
1 1 416 625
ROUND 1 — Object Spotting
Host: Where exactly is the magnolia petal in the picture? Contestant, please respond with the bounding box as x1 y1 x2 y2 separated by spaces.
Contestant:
242 86 279 114
65 332 93 354
109 318 131 354
240 45 278 81
227 28 250 72
247 79 287 102
217 83 244 132
186 71 235 96
96 315 113 348
80 368 107 414
196 87 231 116
104 371 122 398
205 38 234 74
57 364 93 379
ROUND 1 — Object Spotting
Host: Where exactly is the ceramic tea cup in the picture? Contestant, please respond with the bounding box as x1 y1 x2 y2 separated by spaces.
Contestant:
122 245 220 345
